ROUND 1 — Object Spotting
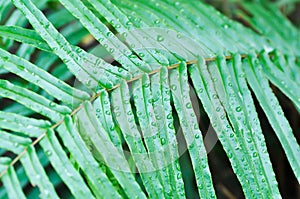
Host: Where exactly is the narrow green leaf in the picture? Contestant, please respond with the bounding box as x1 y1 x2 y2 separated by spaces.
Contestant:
150 67 185 199
77 101 147 199
40 129 95 199
244 54 300 183
12 0 113 90
132 74 173 197
56 116 122 199
20 146 60 199
0 47 90 107
93 91 123 151
1 161 26 199
0 130 31 154
189 58 260 198
170 62 216 198
0 79 71 122
231 54 280 194
0 25 131 88
58 0 152 74
259 51 300 110
208 55 280 197
0 26 51 51
111 81 164 198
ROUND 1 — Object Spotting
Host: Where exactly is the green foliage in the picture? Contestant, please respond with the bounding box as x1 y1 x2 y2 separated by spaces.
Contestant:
0 0 299 198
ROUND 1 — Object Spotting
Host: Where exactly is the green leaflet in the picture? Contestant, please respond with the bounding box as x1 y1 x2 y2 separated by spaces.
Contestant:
58 0 151 74
0 130 31 154
0 111 51 137
0 47 90 107
111 81 164 198
150 68 185 199
244 54 300 183
208 55 279 198
3 0 48 49
132 74 173 197
76 101 147 199
259 51 300 110
0 25 132 87
12 0 113 91
93 91 123 150
0 26 51 52
170 62 216 198
20 146 59 199
57 116 121 199
189 58 260 198
0 79 71 122
1 159 26 199
40 129 95 199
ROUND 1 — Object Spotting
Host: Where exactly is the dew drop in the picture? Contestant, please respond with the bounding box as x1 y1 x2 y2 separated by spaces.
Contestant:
185 102 192 109
235 106 242 112
49 102 56 107
46 150 52 156
157 35 164 42
222 24 229 29
160 138 166 145
171 85 177 90
177 173 182 179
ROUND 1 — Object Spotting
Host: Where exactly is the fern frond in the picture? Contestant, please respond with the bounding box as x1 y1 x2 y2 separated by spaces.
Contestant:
0 0 299 198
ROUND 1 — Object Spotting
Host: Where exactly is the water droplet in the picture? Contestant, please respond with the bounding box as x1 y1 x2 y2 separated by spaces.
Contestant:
177 173 182 179
154 19 160 24
185 102 192 109
160 138 166 145
168 123 174 129
49 102 56 107
107 32 113 37
129 54 137 59
235 106 242 112
46 150 52 156
109 48 114 53
171 85 177 90
157 35 164 42
222 24 229 29
126 21 133 26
